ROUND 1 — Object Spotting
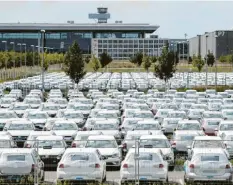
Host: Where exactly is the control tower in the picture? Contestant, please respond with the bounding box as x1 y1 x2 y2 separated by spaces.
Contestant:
88 7 111 23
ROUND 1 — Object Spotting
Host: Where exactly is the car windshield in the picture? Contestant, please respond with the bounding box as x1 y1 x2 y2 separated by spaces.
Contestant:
1 99 14 104
225 112 233 116
7 155 25 161
207 121 220 126
140 139 169 148
13 105 28 110
94 123 118 130
0 112 17 118
201 155 220 161
168 113 184 118
220 124 233 130
50 99 67 104
134 113 153 118
135 124 160 130
8 123 33 130
194 140 223 148
179 135 195 141
38 140 64 148
25 99 41 104
52 123 77 130
69 154 89 161
0 140 11 148
86 140 117 148
28 113 47 119
204 113 222 118
64 113 83 119
43 106 59 111
96 113 117 118
177 123 200 130
74 106 89 110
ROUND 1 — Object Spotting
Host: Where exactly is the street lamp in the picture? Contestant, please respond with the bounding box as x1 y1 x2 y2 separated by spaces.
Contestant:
41 29 46 93
205 34 209 90
10 42 16 78
214 34 218 90
17 43 22 67
22 43 26 67
31 45 35 66
2 41 7 69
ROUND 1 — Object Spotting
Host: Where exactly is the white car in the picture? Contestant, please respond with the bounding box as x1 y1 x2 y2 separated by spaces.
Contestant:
187 136 230 159
39 103 59 117
184 148 232 184
120 148 168 184
57 148 106 184
36 135 67 169
0 148 44 183
9 103 31 118
161 118 183 134
139 135 174 170
4 120 35 147
85 135 122 169
215 121 233 137
222 109 233 120
50 120 78 145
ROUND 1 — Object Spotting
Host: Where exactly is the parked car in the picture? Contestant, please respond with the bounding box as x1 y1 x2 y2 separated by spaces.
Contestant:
57 148 106 184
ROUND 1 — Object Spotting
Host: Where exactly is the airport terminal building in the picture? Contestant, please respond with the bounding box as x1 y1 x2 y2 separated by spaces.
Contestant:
0 7 188 60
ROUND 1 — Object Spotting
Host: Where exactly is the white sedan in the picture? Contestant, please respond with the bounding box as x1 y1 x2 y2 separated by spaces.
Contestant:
120 148 168 184
57 148 106 184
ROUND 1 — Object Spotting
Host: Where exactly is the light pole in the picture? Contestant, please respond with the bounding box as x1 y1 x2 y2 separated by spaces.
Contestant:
41 29 46 93
10 42 16 78
31 45 35 66
215 34 218 90
205 34 209 90
2 41 7 70
17 43 22 67
22 43 26 67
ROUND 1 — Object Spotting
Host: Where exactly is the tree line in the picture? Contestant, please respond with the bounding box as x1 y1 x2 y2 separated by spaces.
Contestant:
0 51 65 70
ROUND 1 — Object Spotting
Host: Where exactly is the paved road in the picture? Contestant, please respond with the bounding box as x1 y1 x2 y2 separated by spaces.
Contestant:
45 171 185 185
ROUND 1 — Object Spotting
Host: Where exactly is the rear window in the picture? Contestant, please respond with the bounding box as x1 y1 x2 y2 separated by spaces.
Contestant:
70 154 89 161
7 155 25 161
207 122 219 126
138 154 152 160
180 135 195 140
201 156 219 161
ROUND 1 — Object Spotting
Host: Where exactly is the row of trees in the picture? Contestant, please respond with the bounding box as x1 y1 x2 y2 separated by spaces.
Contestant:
0 51 65 70
219 54 233 64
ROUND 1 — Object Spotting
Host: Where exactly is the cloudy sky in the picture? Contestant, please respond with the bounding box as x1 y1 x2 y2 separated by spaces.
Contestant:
0 0 232 38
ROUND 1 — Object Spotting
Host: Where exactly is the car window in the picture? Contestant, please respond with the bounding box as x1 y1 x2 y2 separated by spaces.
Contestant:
179 135 195 141
220 124 233 131
7 155 25 161
135 124 159 130
201 156 219 161
86 140 117 148
38 140 64 148
70 154 89 161
177 123 200 130
52 123 76 130
28 113 47 119
8 123 34 130
194 140 223 148
94 124 117 130
140 139 169 148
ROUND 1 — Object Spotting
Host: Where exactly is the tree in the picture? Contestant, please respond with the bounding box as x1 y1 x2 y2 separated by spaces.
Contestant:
64 41 86 84
227 54 233 66
219 55 227 63
192 55 205 72
207 52 215 67
150 56 157 63
130 52 143 67
142 55 152 72
154 46 177 89
84 55 91 64
90 55 101 72
99 52 112 68
188 56 193 64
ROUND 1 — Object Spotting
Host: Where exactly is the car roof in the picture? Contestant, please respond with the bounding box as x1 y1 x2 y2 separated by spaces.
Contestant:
64 148 98 154
194 136 222 141
28 131 53 136
178 120 200 124
137 120 159 124
127 148 162 154
175 130 202 135
10 120 33 124
0 135 12 140
36 135 64 140
87 135 115 140
220 121 233 124
54 120 76 124
0 148 35 154
140 135 167 140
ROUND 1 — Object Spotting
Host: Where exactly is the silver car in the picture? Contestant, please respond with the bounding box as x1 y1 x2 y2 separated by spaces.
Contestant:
184 148 232 183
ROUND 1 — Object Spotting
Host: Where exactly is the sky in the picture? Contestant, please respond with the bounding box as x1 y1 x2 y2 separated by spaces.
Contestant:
0 0 233 39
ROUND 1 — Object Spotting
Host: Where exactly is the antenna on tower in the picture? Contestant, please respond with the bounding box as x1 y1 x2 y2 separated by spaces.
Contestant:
184 33 188 39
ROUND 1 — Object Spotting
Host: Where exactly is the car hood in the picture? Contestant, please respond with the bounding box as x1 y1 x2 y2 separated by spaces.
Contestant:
97 148 119 156
8 130 32 136
38 148 65 156
65 118 83 123
14 110 25 115
97 130 119 136
53 130 77 136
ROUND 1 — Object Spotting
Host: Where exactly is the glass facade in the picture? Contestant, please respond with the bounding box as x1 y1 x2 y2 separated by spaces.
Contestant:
92 38 166 60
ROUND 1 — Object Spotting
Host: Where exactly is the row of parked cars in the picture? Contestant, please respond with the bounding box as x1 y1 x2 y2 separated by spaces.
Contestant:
1 82 233 184
2 72 233 92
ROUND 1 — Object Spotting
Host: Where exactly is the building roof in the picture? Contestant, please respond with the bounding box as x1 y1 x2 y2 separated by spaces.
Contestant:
0 23 159 33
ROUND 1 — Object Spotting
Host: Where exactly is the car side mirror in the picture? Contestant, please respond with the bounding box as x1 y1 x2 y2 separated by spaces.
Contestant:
187 146 191 150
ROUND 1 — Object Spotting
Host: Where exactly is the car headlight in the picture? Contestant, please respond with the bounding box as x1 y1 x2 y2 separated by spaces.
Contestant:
112 153 120 158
